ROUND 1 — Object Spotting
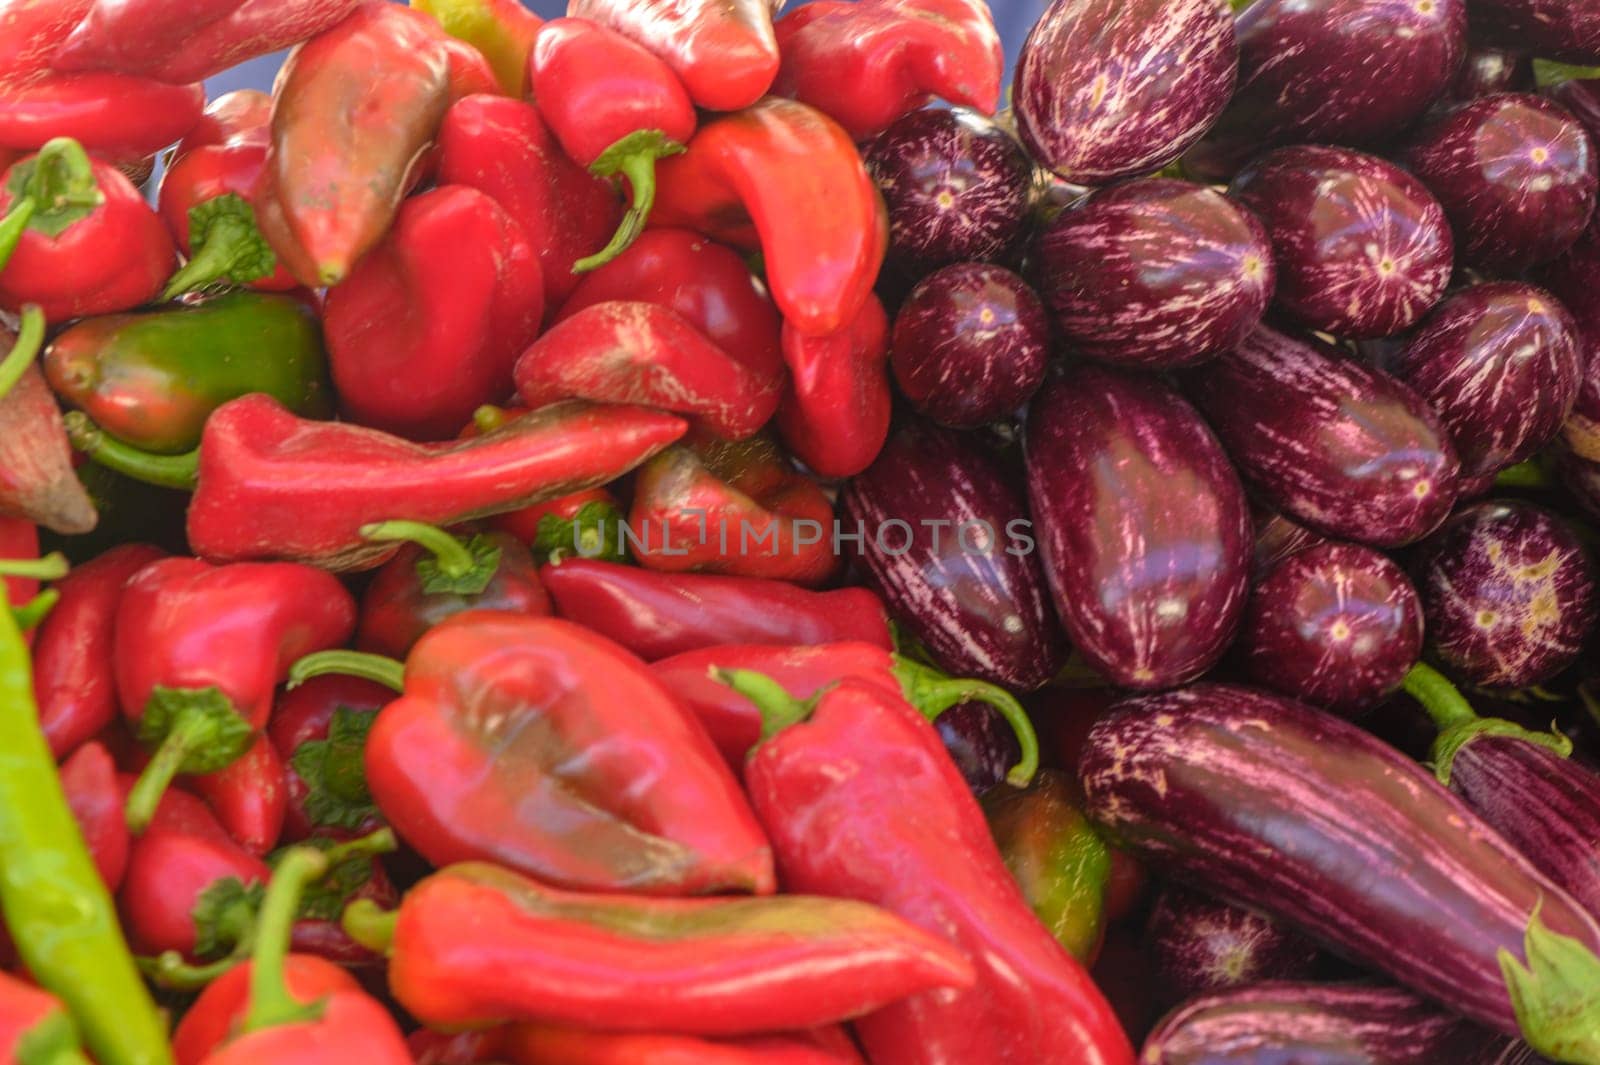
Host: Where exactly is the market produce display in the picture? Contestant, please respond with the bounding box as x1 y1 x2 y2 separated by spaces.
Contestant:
9 0 1600 1063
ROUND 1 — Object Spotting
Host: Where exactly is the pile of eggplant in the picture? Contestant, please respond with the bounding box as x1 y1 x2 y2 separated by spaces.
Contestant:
850 0 1600 1061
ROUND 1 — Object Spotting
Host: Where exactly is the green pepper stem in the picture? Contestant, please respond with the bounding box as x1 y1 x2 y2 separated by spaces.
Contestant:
892 655 1041 788
287 650 405 693
63 413 199 491
1494 459 1554 490
1402 661 1478 732
161 215 253 300
0 198 38 272
136 946 247 991
242 847 331 1033
473 404 510 433
339 899 397 956
124 709 217 834
9 590 59 632
0 552 67 582
715 668 818 744
0 304 45 401
317 826 397 867
360 520 475 579
571 130 684 274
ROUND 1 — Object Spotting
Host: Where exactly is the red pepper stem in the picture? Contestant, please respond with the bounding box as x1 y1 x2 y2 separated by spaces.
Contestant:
891 655 1040 788
242 847 332 1034
9 589 60 632
0 197 38 272
317 826 398 866
572 130 685 274
124 709 224 834
339 899 397 956
62 413 200 491
360 520 476 579
137 947 249 991
473 404 511 433
4 137 103 262
287 650 405 693
0 552 68 582
160 194 277 300
714 668 821 744
0 304 45 401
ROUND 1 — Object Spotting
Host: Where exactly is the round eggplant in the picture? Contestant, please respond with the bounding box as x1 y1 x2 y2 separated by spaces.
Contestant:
1031 178 1274 369
889 264 1051 428
1185 0 1466 182
1013 0 1237 185
864 108 1034 278
1403 94 1597 272
1453 47 1533 100
936 699 1023 797
1535 212 1600 339
1390 282 1583 481
1145 888 1320 1007
1236 541 1423 717
1469 0 1600 64
1228 146 1454 339
1184 325 1461 548
841 421 1067 689
1415 500 1598 690
1024 364 1251 690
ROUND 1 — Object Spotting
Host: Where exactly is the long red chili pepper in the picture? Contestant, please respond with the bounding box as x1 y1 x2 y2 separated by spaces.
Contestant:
189 734 287 857
61 740 131 892
498 1024 868 1064
774 293 892 478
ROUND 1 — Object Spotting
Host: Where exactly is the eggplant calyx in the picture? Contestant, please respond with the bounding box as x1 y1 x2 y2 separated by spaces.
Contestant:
1498 903 1600 1065
1430 718 1574 788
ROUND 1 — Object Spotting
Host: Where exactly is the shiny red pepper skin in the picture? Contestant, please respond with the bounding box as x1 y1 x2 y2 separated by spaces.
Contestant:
772 0 1002 141
0 518 39 613
515 301 780 440
172 89 272 158
268 676 391 843
173 955 361 1065
191 734 287 857
500 1025 867 1064
565 0 780 112
32 543 164 759
324 185 543 441
61 740 131 891
540 558 893 660
652 98 887 337
368 611 775 895
0 970 92 1063
744 679 1135 1065
489 484 624 560
437 95 621 310
775 293 891 478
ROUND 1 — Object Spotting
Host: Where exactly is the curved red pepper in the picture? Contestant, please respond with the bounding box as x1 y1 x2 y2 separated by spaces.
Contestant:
500 1024 867 1064
324 184 543 441
174 955 360 1065
0 74 205 162
173 89 272 158
0 310 97 535
191 734 287 857
32 543 165 759
775 293 892 478
0 518 40 614
269 676 392 843
540 558 893 660
366 611 775 895
652 98 887 337
515 301 780 440
772 0 1003 141
0 969 93 1064
61 740 131 892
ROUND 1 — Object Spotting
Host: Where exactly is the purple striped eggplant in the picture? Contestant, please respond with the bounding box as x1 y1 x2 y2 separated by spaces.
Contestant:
1013 0 1237 185
1251 503 1327 576
1470 0 1600 64
888 264 1051 429
1403 94 1597 272
1390 282 1583 481
1548 77 1600 147
1235 541 1423 717
1024 364 1251 691
936 699 1025 797
1228 146 1454 339
1535 216 1600 339
841 420 1067 690
1077 683 1600 1052
1184 0 1466 182
1145 888 1320 1007
1030 178 1274 370
1454 46 1534 100
1184 325 1461 548
1414 500 1598 690
864 108 1034 278
1142 982 1533 1065
1562 337 1600 462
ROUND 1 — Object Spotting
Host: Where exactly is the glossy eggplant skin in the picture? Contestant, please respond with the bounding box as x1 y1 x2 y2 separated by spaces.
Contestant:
1141 982 1527 1065
1390 282 1583 482
1078 683 1600 1038
1185 0 1466 182
1453 47 1533 100
1562 338 1600 463
1031 179 1274 370
842 421 1067 690
1470 0 1600 64
1024 365 1251 691
1536 215 1600 340
1236 541 1423 718
1250 504 1327 576
1013 0 1237 185
1145 888 1319 1008
1403 94 1597 272
1184 325 1461 549
1415 501 1598 690
1547 78 1600 148
936 700 1024 797
1228 146 1454 339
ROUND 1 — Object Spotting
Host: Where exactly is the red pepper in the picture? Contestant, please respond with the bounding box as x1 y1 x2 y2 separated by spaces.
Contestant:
61 740 131 892
323 185 542 441
415 0 544 96
190 734 287 857
775 293 892 478
0 138 175 320
437 94 621 310
286 840 398 968
268 676 391 843
374 860 973 1032
32 543 165 759
515 302 781 440
173 954 360 1065
0 518 44 631
438 35 503 99
529 18 696 272
731 675 1136 1065
0 969 95 1064
0 307 98 534
627 434 840 585
256 3 454 287
499 1025 867 1064
565 0 780 112
114 557 357 834
772 0 1002 141
352 611 776 895
652 98 887 337
173 89 272 158
0 65 205 162
540 558 893 660
409 1029 506 1065
489 483 628 564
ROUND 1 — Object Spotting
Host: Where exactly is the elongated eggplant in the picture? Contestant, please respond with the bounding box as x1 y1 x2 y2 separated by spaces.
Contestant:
1024 365 1250 690
1390 282 1583 482
1403 94 1597 272
1185 325 1460 548
1142 982 1531 1065
1471 0 1600 64
1228 146 1454 339
1078 683 1600 1052
842 421 1067 690
1031 178 1274 369
1145 889 1319 1007
1185 0 1466 181
1014 0 1236 185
